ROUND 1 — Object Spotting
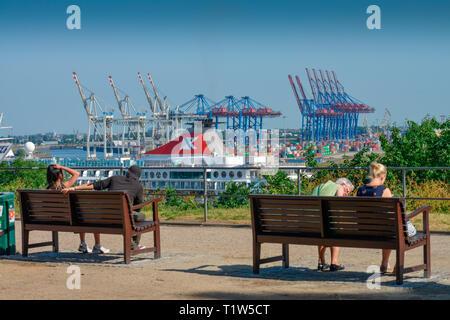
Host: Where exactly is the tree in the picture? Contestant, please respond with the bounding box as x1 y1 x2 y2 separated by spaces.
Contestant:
380 117 449 182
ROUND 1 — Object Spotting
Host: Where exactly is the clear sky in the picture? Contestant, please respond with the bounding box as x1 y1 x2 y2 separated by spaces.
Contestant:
1 0 449 135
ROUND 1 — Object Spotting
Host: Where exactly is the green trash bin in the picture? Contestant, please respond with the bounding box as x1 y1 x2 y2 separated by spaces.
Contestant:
0 192 16 255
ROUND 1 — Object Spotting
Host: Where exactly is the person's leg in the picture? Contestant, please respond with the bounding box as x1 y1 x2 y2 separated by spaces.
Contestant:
317 246 329 270
131 212 146 250
330 247 339 265
78 233 91 253
93 233 110 254
330 247 345 271
381 249 392 272
94 233 101 246
318 246 327 264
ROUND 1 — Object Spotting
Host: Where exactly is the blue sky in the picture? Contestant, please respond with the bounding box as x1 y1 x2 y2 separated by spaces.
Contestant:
0 0 449 135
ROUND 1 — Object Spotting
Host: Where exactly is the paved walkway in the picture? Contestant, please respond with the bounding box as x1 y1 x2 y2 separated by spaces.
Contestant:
0 221 449 299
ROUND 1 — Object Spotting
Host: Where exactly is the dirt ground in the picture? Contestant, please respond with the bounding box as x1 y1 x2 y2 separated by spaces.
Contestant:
1 221 449 300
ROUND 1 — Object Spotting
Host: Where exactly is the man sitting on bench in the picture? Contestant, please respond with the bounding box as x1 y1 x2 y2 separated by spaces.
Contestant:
311 178 354 271
64 165 146 251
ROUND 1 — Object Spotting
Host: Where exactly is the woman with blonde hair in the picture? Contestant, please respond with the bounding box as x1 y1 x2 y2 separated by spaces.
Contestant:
356 161 393 273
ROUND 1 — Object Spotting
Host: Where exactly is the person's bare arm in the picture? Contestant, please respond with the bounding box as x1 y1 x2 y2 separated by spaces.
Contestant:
54 164 80 188
382 187 392 198
62 182 94 193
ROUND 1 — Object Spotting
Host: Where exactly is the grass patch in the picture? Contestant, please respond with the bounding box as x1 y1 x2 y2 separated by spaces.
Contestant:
143 205 251 224
410 212 450 232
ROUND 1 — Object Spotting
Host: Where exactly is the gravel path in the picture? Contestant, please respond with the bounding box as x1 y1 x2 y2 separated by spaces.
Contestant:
1 221 449 299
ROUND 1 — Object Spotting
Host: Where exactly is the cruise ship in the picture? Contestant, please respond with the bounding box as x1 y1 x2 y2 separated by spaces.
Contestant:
42 130 281 193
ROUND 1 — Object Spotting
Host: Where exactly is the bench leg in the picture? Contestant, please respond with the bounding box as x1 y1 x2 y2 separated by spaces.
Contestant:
52 231 59 253
253 242 261 274
396 249 405 285
282 244 289 269
154 225 161 259
123 234 131 264
22 230 29 257
424 238 431 278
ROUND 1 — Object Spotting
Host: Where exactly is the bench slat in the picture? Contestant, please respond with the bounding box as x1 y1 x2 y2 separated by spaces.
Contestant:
70 194 126 201
74 203 123 209
328 222 397 231
27 201 70 208
328 204 396 212
74 207 122 215
77 213 124 220
27 216 70 222
28 212 70 218
329 229 396 237
261 220 321 228
257 208 320 215
75 218 123 225
257 203 321 210
329 217 396 225
28 207 70 213
328 211 395 219
261 226 321 233
259 214 321 222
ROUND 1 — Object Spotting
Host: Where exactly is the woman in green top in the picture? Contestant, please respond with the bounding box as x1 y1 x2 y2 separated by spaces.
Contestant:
312 178 354 271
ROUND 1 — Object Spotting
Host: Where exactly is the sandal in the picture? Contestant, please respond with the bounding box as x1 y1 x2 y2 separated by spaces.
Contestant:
317 263 330 271
380 265 393 274
330 264 345 272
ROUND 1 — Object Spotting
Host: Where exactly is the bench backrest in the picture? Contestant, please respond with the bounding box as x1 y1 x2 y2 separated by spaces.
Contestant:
250 195 406 243
17 190 133 230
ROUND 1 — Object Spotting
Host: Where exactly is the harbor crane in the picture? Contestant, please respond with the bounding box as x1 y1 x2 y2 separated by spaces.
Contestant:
72 72 114 159
288 68 375 143
138 72 175 148
108 75 146 155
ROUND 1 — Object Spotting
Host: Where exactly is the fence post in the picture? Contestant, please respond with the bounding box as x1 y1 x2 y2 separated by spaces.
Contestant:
203 167 208 223
297 168 301 195
402 168 407 211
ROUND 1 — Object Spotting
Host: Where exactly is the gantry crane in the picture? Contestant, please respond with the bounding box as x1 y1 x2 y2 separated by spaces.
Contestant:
288 68 375 143
72 72 114 159
108 75 146 156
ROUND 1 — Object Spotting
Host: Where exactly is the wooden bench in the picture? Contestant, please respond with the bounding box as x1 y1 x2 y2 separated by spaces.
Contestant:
249 194 431 285
17 189 162 264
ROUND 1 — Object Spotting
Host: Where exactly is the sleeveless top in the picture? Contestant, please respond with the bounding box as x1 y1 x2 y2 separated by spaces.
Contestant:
357 184 417 237
356 185 386 197
311 180 340 196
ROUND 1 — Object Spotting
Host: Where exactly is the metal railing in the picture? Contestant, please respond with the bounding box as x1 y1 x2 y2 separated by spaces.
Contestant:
1 165 448 222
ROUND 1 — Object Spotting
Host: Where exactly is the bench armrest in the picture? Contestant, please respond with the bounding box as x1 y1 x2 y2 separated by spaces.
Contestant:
407 205 432 235
407 205 431 220
132 198 162 223
132 198 162 211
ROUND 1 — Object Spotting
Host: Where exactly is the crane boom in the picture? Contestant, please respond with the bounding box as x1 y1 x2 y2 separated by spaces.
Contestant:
305 68 319 104
108 76 127 118
295 75 311 113
326 70 338 94
147 73 164 113
332 71 344 95
288 75 303 114
72 72 91 116
138 72 155 114
319 70 331 94
312 68 326 104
